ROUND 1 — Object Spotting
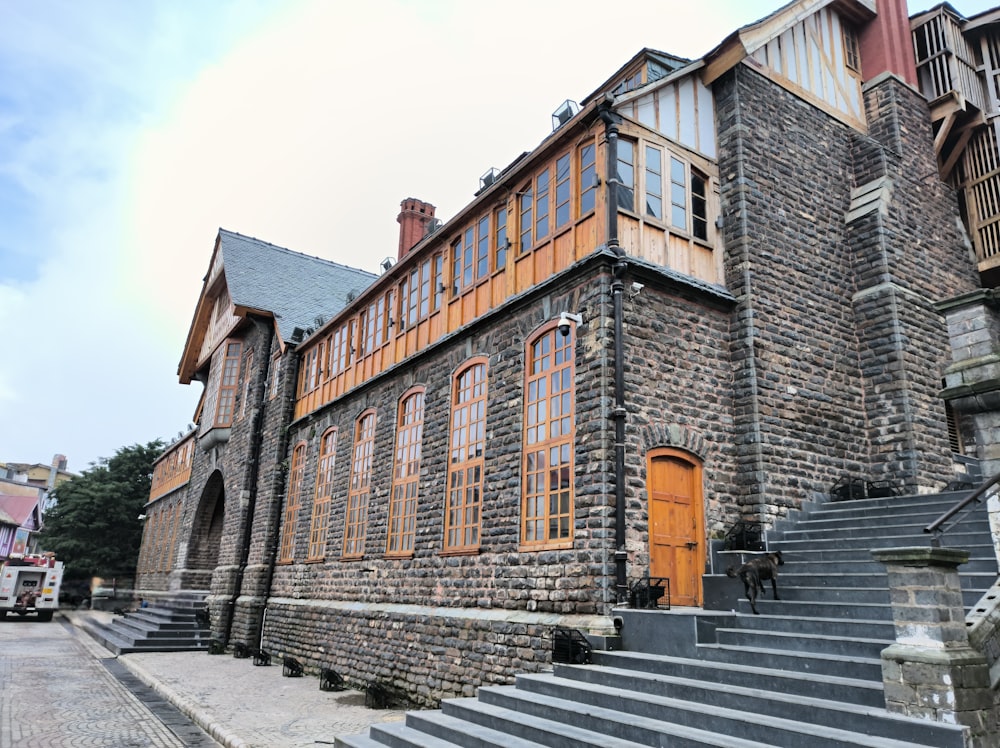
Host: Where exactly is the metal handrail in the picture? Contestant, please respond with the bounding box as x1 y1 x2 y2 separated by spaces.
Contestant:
924 468 1000 547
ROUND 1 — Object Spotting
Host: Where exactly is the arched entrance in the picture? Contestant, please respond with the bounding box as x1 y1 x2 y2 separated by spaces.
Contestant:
186 470 225 588
646 448 705 606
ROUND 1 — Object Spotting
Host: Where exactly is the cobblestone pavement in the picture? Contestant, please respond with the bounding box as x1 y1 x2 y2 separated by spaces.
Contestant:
0 615 189 748
64 611 407 748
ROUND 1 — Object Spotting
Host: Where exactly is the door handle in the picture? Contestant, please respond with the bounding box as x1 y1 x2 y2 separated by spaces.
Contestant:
685 541 698 549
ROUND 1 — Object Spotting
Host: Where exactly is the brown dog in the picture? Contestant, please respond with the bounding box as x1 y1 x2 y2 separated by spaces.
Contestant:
727 551 784 614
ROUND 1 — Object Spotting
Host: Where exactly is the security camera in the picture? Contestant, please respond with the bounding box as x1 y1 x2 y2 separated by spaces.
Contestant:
137 514 147 521
558 311 583 337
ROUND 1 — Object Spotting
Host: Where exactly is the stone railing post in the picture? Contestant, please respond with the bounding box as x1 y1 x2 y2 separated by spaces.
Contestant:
873 547 999 746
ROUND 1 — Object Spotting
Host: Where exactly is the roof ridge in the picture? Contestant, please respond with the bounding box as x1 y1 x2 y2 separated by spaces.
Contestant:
218 228 377 278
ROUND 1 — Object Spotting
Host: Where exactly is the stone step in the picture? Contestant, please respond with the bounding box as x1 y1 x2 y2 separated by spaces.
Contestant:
443 692 774 748
781 519 991 542
774 531 988 551
722 612 895 639
693 642 884 681
475 683 945 748
590 650 885 707
513 672 965 748
714 626 889 658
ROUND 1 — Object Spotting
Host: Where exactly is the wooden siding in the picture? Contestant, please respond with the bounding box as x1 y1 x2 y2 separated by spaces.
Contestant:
748 5 864 128
620 73 717 159
294 120 721 421
149 434 194 501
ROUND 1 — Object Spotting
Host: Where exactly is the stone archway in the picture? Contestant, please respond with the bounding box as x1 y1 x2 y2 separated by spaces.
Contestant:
184 470 225 591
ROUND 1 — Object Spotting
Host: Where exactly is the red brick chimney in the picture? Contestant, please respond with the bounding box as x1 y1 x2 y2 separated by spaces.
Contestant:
860 0 918 86
397 198 436 260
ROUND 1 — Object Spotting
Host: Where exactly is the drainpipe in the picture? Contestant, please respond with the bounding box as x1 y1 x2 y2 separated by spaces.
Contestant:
599 96 629 604
220 316 274 644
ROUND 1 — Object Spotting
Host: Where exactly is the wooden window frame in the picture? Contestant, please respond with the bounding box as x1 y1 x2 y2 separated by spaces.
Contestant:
521 324 575 550
214 340 243 427
644 145 664 221
239 349 254 420
843 23 861 74
535 167 551 241
279 441 307 562
307 428 338 560
476 214 490 281
616 139 636 212
554 152 571 229
518 184 533 253
387 388 425 556
267 351 281 400
494 205 508 271
443 358 488 554
343 409 376 560
579 140 597 216
431 253 444 310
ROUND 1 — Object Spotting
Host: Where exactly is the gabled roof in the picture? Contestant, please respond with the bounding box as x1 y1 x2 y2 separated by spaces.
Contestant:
702 0 876 84
218 229 376 342
0 494 41 529
178 230 377 383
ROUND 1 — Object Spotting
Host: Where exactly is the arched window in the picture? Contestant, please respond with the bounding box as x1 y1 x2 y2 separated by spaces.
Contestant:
522 324 575 547
343 410 376 558
307 428 338 560
278 442 307 562
387 389 425 555
444 359 488 552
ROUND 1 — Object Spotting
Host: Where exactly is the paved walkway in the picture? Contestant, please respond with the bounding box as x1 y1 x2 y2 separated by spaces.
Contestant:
64 611 406 748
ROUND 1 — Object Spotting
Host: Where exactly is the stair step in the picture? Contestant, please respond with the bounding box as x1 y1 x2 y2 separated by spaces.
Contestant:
695 642 884 681
733 598 894 620
775 532 988 551
513 672 965 748
591 650 885 706
715 627 889 657
445 692 773 748
353 719 480 747
783 520 990 542
414 703 638 747
722 612 895 638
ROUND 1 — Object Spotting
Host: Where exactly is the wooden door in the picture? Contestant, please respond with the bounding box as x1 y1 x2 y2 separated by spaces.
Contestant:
647 450 704 606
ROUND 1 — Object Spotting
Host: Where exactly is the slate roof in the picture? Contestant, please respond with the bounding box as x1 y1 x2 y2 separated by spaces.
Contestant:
218 229 378 343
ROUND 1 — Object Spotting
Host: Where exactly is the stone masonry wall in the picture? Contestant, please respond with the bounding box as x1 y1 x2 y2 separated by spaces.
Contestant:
256 256 737 702
715 64 977 521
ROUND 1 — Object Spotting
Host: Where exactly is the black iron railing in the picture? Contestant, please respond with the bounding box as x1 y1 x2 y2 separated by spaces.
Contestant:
924 469 1000 547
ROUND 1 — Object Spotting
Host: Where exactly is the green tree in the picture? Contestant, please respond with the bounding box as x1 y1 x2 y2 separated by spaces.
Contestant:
41 440 163 581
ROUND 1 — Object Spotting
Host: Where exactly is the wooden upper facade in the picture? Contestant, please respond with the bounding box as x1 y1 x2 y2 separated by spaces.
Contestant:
291 0 882 422
911 4 1000 278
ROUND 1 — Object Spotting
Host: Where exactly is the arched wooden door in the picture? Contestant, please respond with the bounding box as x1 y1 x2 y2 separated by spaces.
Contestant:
647 449 704 606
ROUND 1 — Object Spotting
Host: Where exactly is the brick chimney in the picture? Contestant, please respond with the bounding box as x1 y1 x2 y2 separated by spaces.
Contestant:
860 0 918 86
397 198 436 260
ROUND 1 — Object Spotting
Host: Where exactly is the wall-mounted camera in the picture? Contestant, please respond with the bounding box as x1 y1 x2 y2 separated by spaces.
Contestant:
557 311 583 337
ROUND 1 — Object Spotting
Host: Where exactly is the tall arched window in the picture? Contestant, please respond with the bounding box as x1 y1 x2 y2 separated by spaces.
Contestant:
307 428 338 560
343 410 376 559
444 359 487 552
279 442 307 562
522 324 575 547
387 389 425 555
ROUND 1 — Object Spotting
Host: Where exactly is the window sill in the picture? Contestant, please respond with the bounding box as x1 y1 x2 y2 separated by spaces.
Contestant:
439 547 481 557
518 540 574 552
304 557 325 564
385 550 415 559
339 554 365 562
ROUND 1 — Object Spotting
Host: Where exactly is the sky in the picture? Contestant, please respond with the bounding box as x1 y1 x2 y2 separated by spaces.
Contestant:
0 0 996 474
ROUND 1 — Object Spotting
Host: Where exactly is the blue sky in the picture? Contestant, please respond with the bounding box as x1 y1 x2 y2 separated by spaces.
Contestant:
0 0 995 472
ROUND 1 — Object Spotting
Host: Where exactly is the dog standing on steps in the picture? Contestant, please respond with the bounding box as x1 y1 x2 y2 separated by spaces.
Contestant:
727 551 784 615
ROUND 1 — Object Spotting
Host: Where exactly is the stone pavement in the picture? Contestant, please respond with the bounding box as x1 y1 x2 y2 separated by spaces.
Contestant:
64 610 406 748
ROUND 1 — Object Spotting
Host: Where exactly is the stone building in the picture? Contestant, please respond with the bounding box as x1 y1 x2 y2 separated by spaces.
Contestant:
137 0 995 705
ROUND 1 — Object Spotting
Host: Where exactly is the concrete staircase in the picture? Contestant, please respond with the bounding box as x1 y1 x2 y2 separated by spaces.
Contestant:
337 490 998 747
81 595 211 654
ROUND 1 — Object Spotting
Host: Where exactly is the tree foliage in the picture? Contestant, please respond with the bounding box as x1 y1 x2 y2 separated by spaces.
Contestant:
41 440 163 581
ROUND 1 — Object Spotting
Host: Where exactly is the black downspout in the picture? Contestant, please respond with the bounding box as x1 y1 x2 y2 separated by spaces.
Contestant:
599 97 629 604
220 317 274 644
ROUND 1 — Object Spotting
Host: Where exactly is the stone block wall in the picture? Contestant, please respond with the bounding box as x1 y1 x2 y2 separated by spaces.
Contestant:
715 63 976 520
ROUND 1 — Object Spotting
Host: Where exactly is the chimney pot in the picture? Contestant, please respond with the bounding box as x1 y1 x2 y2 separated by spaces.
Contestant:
397 198 436 260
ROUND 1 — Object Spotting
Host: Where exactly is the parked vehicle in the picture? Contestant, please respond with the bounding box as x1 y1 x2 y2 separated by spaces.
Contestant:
0 553 63 621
